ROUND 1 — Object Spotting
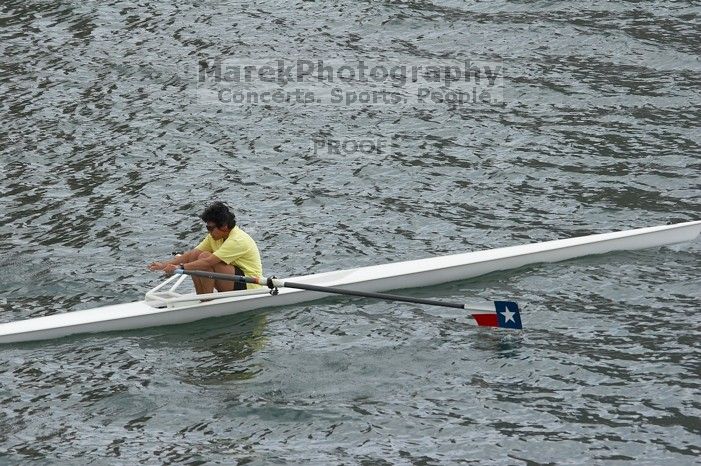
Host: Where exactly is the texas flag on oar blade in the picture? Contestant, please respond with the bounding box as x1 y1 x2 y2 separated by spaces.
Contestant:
471 301 522 330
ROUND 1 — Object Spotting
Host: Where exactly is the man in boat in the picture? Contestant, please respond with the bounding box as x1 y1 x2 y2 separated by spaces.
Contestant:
148 202 263 294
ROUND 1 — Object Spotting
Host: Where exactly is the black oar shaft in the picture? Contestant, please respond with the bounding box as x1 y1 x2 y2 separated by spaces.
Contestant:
175 269 466 309
282 280 466 309
175 269 263 285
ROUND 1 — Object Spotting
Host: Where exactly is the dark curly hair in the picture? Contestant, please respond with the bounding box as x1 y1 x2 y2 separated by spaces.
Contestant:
200 201 236 229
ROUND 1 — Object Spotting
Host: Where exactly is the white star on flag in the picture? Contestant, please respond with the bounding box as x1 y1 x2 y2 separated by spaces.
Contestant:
500 307 515 323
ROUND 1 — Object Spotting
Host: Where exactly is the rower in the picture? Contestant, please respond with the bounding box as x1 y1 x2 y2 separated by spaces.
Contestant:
147 201 263 294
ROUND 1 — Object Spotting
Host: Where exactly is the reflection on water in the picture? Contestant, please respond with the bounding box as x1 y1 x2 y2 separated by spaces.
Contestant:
181 313 270 384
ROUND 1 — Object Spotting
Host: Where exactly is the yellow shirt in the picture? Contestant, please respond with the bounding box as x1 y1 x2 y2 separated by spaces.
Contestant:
195 226 263 288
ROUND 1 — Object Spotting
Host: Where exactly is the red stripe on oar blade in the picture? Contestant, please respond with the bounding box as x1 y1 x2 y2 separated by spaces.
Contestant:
472 313 498 327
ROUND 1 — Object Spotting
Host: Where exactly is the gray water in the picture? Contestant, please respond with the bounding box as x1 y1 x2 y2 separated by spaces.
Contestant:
1 0 700 464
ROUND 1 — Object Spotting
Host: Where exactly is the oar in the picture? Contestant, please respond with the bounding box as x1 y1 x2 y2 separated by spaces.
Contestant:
174 269 523 329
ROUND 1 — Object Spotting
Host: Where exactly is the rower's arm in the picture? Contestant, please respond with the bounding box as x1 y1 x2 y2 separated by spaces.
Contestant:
181 253 221 271
150 249 223 272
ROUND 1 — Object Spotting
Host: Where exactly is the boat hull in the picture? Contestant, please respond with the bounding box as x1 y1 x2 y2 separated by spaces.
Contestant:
1 220 699 344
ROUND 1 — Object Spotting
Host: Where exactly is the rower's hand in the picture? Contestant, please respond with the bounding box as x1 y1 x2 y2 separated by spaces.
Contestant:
162 264 179 275
148 262 165 271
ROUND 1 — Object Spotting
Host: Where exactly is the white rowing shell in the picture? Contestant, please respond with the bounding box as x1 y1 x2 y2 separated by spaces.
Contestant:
1 220 699 344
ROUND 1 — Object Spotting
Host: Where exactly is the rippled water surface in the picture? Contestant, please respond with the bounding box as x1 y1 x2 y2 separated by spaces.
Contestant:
1 0 700 464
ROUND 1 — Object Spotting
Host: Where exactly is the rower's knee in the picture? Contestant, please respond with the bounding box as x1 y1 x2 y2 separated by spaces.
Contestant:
196 251 214 259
